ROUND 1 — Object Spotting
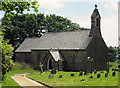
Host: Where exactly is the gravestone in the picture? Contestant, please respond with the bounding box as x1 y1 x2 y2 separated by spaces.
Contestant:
51 69 56 74
89 75 93 78
101 70 103 73
118 64 120 68
71 73 74 77
115 68 119 71
105 72 108 77
23 63 27 70
112 68 115 71
49 73 54 79
59 75 62 78
94 70 97 74
97 73 100 78
81 79 85 81
112 71 115 76
84 72 86 75
109 65 112 67
39 62 43 73
79 71 83 76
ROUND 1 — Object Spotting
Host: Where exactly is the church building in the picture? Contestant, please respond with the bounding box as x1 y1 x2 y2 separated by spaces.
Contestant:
15 5 108 73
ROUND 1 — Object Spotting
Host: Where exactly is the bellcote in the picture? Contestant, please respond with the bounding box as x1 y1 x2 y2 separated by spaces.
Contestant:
89 4 102 37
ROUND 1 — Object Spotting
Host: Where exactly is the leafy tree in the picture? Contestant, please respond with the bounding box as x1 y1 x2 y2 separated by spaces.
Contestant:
1 1 39 19
1 37 14 80
0 0 39 80
2 13 84 50
108 46 117 62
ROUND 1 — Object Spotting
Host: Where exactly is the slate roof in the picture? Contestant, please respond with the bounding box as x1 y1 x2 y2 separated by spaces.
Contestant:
15 29 92 52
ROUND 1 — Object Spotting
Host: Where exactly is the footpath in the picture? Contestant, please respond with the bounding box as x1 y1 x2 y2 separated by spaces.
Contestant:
11 73 48 88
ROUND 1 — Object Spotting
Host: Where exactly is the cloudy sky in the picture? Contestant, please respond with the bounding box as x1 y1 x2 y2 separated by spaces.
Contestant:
0 0 119 46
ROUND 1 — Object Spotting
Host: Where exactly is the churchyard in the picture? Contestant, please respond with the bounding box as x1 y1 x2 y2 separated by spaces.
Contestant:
27 68 119 87
2 62 120 87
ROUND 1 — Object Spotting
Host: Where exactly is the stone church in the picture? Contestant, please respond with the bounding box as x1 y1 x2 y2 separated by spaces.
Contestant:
15 5 108 73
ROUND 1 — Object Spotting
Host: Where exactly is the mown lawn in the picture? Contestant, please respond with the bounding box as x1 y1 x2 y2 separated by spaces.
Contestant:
2 62 35 88
27 62 120 87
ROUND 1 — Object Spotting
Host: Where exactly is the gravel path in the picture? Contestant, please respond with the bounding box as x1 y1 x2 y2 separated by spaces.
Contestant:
11 73 48 88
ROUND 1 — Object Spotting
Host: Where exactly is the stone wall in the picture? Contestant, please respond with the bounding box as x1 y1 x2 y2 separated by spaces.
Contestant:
30 50 48 70
60 50 86 71
15 52 31 64
86 36 108 71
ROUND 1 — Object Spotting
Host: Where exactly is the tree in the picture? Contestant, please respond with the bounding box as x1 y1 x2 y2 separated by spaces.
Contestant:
2 13 84 50
108 46 117 62
1 1 39 19
0 0 39 80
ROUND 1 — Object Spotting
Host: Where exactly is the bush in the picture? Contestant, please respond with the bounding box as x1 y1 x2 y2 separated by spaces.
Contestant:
1 37 14 80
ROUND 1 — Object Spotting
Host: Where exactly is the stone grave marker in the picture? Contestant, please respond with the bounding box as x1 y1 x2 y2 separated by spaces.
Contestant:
51 69 56 74
89 75 93 78
81 79 85 81
112 71 115 76
115 68 119 71
71 73 74 77
84 72 86 75
118 64 120 68
101 70 103 73
23 63 27 70
79 71 83 76
59 75 62 78
39 62 43 73
94 70 97 74
112 68 114 71
97 73 100 78
49 73 54 79
105 72 108 77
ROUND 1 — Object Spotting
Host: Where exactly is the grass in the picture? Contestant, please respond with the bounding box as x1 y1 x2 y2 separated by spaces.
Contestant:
2 62 35 88
1 62 120 88
27 62 120 87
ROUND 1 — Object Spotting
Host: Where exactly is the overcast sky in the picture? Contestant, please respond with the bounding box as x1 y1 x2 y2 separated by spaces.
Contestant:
0 0 119 46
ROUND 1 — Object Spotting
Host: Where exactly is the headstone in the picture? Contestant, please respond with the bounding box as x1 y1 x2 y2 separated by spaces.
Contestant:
71 73 74 77
118 69 120 72
81 79 85 81
51 69 56 74
94 70 97 74
101 70 103 73
79 71 83 76
84 72 86 75
49 73 54 79
109 65 112 67
89 75 93 78
97 73 100 78
118 64 120 68
59 75 62 78
23 63 27 70
105 72 108 77
112 71 115 76
39 62 43 73
115 68 119 71
112 68 115 71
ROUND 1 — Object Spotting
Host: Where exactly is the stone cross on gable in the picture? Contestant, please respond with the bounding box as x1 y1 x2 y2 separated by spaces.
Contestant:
39 62 43 74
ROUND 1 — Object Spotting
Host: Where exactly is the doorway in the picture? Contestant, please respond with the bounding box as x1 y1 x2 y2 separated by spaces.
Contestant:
47 58 52 70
